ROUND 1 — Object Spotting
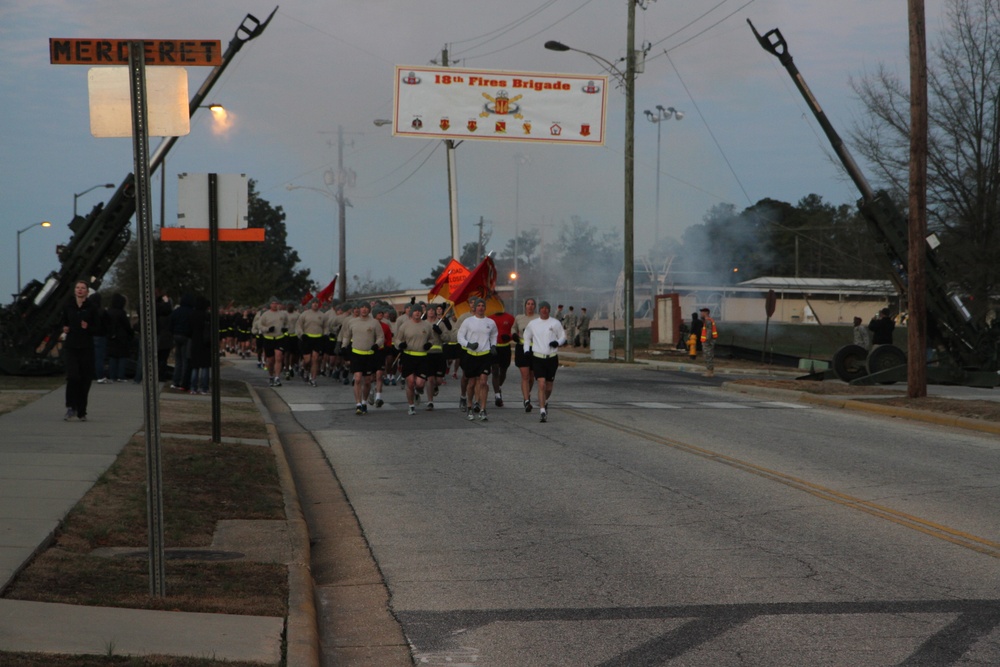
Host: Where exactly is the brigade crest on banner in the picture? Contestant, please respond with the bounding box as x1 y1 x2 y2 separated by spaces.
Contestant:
411 117 423 130
582 80 601 94
480 90 524 119
495 120 506 134
467 119 478 132
440 117 450 131
580 124 591 137
402 71 421 85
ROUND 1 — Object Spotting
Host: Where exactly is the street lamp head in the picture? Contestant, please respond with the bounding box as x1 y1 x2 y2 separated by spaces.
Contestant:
40 221 51 228
544 40 570 52
656 104 665 111
644 109 653 119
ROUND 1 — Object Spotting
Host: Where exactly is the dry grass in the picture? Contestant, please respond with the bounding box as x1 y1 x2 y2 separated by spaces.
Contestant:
3 380 288 620
730 378 1000 422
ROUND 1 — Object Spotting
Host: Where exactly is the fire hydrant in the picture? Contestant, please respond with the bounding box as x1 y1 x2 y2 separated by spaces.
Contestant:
687 334 698 360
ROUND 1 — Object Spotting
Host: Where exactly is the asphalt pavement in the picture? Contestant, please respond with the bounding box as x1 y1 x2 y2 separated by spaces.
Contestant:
0 351 997 664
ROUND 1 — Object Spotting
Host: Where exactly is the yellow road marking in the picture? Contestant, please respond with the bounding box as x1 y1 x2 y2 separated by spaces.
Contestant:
569 409 1000 558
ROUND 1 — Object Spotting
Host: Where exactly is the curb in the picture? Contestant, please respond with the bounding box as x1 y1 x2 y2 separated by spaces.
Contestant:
723 381 1000 436
248 384 321 667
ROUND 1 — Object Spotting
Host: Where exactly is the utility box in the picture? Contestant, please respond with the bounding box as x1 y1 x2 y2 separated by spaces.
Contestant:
590 328 611 360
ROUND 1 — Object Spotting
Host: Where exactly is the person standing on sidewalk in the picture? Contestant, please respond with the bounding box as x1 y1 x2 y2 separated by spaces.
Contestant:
60 280 98 421
522 300 566 423
169 293 195 391
699 307 718 377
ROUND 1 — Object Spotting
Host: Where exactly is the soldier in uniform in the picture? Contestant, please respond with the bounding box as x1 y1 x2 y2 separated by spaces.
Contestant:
522 300 566 423
396 304 433 415
339 301 384 414
258 297 289 386
296 299 327 386
564 306 578 347
511 297 539 411
457 297 498 422
577 307 591 348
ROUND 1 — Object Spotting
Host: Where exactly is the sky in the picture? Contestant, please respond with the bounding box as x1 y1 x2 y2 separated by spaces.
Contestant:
0 0 950 301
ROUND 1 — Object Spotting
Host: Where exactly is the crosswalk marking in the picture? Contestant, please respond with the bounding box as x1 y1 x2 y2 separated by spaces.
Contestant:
288 401 812 413
626 402 681 409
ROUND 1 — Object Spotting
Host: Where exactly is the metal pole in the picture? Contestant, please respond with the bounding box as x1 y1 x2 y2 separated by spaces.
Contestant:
209 174 222 442
624 0 637 363
442 47 460 259
16 231 22 295
337 125 347 303
514 157 520 309
447 140 460 258
654 115 662 246
128 39 165 598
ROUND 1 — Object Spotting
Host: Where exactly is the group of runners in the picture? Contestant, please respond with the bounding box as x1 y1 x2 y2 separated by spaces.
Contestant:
223 295 569 423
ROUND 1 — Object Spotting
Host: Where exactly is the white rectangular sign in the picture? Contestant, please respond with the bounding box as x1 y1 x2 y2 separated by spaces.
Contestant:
88 66 190 138
393 65 608 145
176 173 249 229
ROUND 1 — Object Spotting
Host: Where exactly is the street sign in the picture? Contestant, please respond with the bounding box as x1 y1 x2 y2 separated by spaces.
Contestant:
50 39 222 66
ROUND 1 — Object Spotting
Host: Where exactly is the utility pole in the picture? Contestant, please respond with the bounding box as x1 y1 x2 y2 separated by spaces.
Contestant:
475 215 487 263
624 0 637 362
907 0 928 397
442 47 461 259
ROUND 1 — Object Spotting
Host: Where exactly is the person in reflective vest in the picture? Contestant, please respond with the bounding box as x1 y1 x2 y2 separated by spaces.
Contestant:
699 307 718 378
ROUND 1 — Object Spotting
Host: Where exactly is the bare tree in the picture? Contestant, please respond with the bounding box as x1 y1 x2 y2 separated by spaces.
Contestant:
851 0 1000 316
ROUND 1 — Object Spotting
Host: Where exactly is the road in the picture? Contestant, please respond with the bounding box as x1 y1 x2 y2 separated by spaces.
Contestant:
277 360 1000 666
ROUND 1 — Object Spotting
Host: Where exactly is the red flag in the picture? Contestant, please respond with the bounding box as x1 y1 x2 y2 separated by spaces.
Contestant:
300 291 314 306
449 256 505 316
316 276 337 304
428 258 469 302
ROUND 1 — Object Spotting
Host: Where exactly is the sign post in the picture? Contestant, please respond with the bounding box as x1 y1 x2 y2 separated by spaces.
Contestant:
126 39 167 597
52 35 223 599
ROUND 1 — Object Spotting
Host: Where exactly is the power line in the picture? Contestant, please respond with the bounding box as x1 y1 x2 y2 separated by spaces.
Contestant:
354 141 443 200
450 0 560 53
457 0 599 62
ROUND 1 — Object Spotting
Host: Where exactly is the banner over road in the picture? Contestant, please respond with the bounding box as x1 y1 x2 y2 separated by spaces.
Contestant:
393 65 608 145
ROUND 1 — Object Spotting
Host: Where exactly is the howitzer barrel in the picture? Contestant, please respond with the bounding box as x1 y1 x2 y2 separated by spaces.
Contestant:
748 20 876 203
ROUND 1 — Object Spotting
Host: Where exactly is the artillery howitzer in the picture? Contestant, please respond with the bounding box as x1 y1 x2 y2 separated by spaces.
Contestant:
749 20 1000 387
0 9 275 375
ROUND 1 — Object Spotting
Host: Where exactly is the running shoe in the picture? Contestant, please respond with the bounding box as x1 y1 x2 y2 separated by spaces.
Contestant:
273 378 282 387
524 400 532 413
408 406 416 415
539 409 547 423
425 402 434 411
64 408 76 421
367 387 375 405
467 409 475 421
361 403 368 415
355 404 364 415
376 397 384 408
460 397 467 410
479 410 488 422
495 394 503 408
309 380 317 387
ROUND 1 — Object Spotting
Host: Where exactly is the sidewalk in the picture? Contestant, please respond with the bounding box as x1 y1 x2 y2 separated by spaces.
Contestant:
0 379 286 664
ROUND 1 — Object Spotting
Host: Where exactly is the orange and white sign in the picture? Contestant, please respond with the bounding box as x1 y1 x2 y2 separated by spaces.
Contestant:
393 65 607 145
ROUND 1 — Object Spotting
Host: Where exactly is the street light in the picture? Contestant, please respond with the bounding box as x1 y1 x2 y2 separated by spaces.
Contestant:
546 0 641 362
643 105 683 245
16 221 51 295
73 183 114 218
